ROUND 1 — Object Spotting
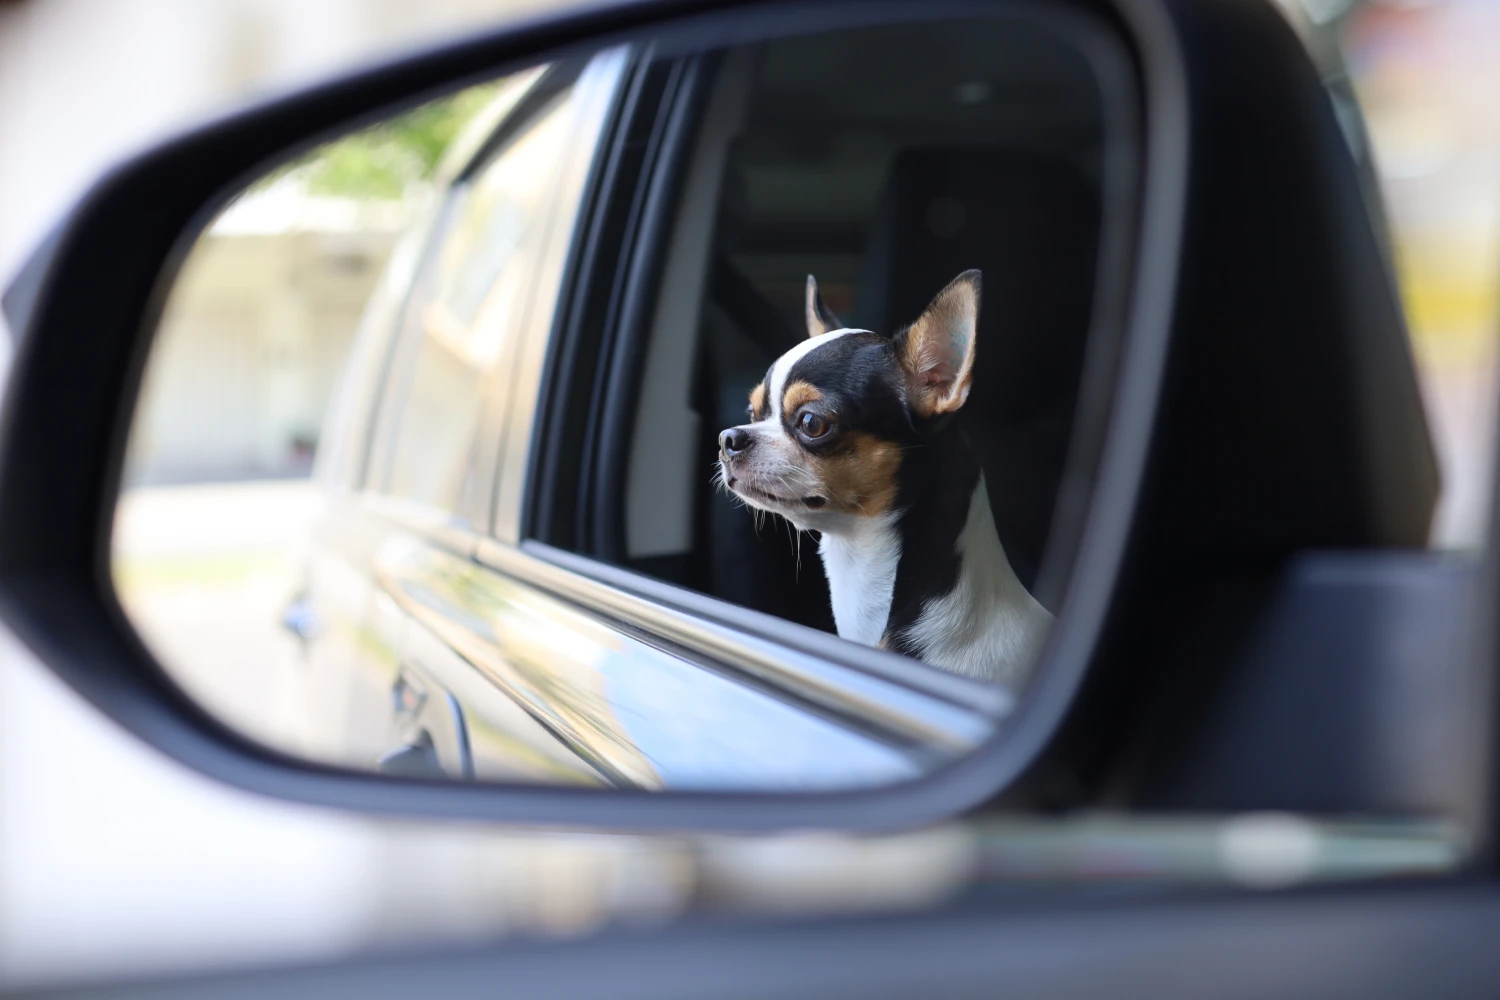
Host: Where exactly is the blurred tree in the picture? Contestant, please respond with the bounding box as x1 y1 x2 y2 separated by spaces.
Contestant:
272 82 501 199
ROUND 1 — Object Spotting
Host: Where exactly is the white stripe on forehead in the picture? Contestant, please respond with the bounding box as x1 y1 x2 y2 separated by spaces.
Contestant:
767 328 866 418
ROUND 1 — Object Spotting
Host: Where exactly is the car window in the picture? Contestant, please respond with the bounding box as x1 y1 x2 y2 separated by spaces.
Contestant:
374 82 579 520
312 195 437 493
542 17 1125 693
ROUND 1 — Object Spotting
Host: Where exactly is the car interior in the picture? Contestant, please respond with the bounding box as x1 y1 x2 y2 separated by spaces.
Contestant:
590 19 1111 641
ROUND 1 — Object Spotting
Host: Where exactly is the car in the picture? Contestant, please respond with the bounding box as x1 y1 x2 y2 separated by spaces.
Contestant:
2 0 1495 995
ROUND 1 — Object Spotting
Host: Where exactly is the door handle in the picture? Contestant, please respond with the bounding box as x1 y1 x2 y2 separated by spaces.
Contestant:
375 730 444 778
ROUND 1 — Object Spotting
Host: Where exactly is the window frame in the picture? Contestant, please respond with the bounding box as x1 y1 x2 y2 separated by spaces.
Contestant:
496 6 1146 727
392 43 1009 776
358 57 595 530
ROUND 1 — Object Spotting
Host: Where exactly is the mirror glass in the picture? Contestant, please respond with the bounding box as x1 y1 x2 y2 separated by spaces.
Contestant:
113 9 1136 791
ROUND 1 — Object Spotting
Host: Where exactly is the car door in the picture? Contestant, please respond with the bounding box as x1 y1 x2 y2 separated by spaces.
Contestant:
287 181 439 770
324 52 621 784
287 66 558 773
364 41 1006 792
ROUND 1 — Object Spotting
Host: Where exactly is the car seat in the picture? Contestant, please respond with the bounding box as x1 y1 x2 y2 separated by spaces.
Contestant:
854 146 1102 607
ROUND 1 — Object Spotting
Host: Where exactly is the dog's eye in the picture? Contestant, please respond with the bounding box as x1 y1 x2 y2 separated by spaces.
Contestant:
797 411 830 439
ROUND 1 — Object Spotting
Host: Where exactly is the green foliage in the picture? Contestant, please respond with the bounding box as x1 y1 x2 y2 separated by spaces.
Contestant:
272 82 503 200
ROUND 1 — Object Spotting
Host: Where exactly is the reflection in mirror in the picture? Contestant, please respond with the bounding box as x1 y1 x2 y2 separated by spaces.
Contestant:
113 10 1135 791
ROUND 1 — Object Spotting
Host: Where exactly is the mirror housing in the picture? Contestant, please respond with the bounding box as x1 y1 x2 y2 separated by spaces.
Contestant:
0 0 1459 832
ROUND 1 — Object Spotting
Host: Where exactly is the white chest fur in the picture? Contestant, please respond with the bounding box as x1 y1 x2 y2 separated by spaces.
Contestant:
818 514 901 647
902 479 1052 685
816 478 1052 686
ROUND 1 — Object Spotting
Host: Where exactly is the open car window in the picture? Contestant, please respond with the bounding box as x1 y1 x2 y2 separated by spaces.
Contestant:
541 15 1126 695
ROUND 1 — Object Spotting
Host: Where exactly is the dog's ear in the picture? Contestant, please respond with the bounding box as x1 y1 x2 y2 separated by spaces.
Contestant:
805 275 843 338
894 269 981 420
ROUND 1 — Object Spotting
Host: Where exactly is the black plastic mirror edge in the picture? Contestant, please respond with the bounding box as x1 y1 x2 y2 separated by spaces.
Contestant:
0 0 1184 832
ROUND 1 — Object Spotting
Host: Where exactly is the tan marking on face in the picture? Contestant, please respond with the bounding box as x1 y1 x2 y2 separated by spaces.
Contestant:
808 432 903 517
748 382 767 420
781 380 822 417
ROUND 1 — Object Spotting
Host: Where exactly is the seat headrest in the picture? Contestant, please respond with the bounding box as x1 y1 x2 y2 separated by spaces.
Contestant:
852 147 1102 600
855 147 1101 422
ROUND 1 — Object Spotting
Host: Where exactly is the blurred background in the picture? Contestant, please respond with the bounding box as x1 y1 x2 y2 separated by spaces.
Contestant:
2 0 1498 989
114 79 506 752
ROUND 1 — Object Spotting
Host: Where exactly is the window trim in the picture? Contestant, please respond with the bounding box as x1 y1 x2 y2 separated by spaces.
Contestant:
579 53 712 563
356 489 995 754
489 538 1009 739
485 531 1002 752
490 46 636 542
510 539 1014 719
524 49 683 553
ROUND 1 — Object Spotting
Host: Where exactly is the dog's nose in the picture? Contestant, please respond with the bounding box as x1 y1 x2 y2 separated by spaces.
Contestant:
719 427 753 458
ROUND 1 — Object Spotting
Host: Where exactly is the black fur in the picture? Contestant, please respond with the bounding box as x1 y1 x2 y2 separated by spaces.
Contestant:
779 332 980 648
882 430 978 655
785 332 906 440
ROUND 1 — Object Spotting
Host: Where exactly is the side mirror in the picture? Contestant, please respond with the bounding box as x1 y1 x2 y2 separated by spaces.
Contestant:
0 0 1474 835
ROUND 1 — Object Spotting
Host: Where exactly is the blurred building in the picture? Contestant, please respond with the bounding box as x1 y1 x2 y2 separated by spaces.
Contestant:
0 0 548 291
1 0 559 486
127 196 404 483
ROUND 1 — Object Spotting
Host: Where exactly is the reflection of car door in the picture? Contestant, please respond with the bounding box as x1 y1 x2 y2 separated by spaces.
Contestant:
355 51 631 783
290 186 440 770
397 50 984 793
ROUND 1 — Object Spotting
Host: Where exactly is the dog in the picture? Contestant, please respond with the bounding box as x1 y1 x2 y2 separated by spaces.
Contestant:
717 269 1052 686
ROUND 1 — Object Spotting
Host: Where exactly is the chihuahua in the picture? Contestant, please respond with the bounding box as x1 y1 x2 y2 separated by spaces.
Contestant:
717 269 1051 686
